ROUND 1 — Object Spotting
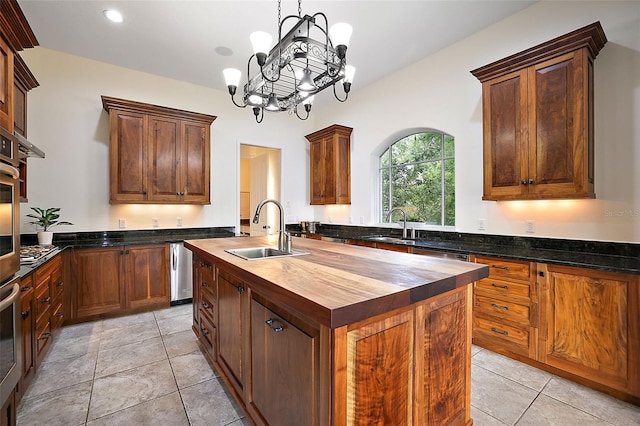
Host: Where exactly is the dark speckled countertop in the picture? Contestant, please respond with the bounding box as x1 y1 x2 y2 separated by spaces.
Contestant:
287 224 640 275
18 227 235 278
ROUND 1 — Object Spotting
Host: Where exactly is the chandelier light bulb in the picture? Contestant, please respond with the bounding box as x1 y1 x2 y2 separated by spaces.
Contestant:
344 65 356 84
297 68 318 92
265 93 280 111
329 22 352 59
223 68 242 95
250 31 273 66
248 94 263 106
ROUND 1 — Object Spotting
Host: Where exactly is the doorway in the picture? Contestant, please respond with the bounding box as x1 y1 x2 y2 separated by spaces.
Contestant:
239 144 281 236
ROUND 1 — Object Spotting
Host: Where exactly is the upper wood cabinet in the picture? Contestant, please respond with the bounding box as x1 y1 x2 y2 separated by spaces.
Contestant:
471 22 607 201
305 124 352 205
102 96 216 204
14 53 39 202
0 35 14 131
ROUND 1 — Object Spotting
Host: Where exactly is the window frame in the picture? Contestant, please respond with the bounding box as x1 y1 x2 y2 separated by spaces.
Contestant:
378 130 455 227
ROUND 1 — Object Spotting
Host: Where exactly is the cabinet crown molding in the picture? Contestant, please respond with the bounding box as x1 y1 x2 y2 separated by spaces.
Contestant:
470 21 607 83
305 124 353 142
0 0 38 51
14 52 39 90
102 96 217 125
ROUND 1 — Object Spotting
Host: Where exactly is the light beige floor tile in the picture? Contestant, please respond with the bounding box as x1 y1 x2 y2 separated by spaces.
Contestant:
101 311 156 331
472 344 484 356
88 359 177 420
225 417 253 426
99 319 160 349
154 304 192 320
23 351 98 399
170 350 217 389
180 378 245 426
86 391 189 426
471 365 538 425
162 329 200 358
471 406 509 425
517 394 611 425
56 320 103 340
542 377 640 425
95 336 167 378
17 381 92 426
157 312 193 336
472 348 553 391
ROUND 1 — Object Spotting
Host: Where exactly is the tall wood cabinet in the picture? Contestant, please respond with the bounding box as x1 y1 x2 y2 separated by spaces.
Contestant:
101 96 216 204
14 53 39 202
305 124 352 205
0 34 13 131
471 22 607 201
72 244 170 320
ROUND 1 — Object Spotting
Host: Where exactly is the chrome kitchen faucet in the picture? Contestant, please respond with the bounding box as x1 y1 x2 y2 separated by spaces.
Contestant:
253 199 292 253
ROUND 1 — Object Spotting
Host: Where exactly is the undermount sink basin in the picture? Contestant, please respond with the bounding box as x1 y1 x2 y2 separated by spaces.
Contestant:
366 236 416 245
225 247 309 261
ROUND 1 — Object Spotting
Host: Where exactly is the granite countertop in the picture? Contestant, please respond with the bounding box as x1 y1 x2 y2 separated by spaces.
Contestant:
185 236 488 328
290 227 640 275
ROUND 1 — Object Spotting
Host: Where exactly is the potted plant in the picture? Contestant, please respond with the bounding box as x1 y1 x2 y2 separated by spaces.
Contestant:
26 207 73 246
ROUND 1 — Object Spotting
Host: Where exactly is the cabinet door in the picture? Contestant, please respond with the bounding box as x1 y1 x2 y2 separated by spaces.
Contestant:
73 247 124 318
249 298 318 426
148 116 180 202
217 269 246 394
109 111 148 202
13 79 26 137
528 50 593 198
19 277 35 397
309 140 326 205
180 120 210 204
124 244 170 309
0 35 14 131
539 265 640 397
482 69 529 200
334 132 351 204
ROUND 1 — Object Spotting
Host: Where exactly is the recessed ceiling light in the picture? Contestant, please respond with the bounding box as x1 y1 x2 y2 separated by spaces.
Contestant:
103 9 124 23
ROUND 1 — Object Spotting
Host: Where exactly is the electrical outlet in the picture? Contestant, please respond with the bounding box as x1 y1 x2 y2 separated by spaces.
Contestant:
478 219 485 231
118 218 126 229
526 220 535 234
152 217 159 228
176 217 182 227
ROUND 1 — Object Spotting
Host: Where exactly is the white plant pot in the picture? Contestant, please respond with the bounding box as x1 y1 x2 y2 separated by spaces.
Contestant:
37 231 53 246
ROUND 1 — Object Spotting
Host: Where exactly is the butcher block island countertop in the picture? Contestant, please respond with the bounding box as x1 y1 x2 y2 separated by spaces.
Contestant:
185 236 489 426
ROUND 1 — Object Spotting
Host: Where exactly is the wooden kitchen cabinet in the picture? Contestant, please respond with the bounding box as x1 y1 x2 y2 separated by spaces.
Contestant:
248 295 320 425
33 254 63 367
472 255 538 359
192 254 217 360
305 124 352 205
216 268 247 396
471 22 607 201
102 96 216 204
16 275 35 404
0 34 14 131
538 264 640 400
72 244 170 321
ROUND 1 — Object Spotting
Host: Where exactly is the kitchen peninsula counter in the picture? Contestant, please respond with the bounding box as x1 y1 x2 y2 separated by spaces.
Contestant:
185 236 488 425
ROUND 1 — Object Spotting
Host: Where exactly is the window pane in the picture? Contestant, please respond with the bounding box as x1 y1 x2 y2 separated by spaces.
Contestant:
444 158 455 226
380 148 390 167
381 167 390 221
391 133 442 165
444 134 455 158
389 162 442 223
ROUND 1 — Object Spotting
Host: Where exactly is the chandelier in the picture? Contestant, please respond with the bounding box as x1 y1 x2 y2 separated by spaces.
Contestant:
223 0 354 122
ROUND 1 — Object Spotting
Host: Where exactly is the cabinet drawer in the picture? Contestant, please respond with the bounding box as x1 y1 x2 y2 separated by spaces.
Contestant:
476 256 531 281
199 289 216 323
35 255 62 284
51 301 64 330
35 318 52 355
198 310 216 358
475 278 530 300
34 282 51 324
474 294 531 325
473 316 532 356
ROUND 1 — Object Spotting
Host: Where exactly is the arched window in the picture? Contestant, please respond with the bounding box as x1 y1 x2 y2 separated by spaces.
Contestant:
379 130 455 226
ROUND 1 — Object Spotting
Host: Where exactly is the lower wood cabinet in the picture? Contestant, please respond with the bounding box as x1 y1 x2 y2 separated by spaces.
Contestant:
538 264 640 400
72 244 169 320
16 275 34 404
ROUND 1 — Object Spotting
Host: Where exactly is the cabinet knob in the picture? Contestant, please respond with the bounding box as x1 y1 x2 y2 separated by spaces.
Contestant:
21 310 29 320
265 318 284 332
143 190 147 195
521 180 528 185
237 286 245 295
528 178 535 185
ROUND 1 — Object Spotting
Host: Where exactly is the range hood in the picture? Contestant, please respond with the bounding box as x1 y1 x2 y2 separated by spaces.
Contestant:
15 131 45 159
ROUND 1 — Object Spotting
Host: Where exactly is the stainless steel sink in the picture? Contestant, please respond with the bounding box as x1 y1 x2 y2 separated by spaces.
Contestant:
366 236 416 245
225 247 309 261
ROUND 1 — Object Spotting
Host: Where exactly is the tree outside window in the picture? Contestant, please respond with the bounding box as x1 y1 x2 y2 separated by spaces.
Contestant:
380 131 455 226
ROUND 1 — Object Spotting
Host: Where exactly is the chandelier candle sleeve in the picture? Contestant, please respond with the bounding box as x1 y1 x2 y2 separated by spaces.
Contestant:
223 0 354 122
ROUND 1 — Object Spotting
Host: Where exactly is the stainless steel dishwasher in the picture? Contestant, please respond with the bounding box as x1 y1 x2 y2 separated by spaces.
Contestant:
412 247 469 261
170 242 193 305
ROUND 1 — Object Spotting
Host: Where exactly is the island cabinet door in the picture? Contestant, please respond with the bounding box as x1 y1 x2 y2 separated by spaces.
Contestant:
414 286 472 426
247 297 320 426
217 269 247 396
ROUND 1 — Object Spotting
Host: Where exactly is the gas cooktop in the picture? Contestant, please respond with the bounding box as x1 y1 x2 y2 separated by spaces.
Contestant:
20 245 55 264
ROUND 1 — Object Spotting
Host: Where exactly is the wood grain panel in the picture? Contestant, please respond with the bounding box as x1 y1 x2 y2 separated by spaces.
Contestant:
217 269 246 393
181 120 210 203
475 256 531 281
475 277 531 300
73 247 124 317
110 112 147 201
473 294 531 325
0 35 13 131
148 116 179 200
126 244 170 308
346 309 413 425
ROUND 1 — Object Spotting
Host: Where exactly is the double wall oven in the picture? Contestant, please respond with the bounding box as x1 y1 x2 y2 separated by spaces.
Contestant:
0 126 22 407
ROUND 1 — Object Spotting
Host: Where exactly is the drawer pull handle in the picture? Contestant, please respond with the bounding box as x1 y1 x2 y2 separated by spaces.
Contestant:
41 297 51 303
56 281 64 287
21 310 29 320
200 327 209 336
491 327 508 336
491 303 509 310
21 285 31 292
491 283 509 290
40 332 51 340
265 318 284 332
57 312 64 318
491 265 511 271
201 281 208 287
202 302 210 309
237 286 245 295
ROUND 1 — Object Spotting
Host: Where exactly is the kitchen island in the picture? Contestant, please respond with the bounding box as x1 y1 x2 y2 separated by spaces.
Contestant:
185 236 489 425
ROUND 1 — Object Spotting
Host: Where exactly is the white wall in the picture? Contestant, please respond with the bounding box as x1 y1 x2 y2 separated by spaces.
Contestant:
19 1 640 243
19 48 315 234
312 1 640 243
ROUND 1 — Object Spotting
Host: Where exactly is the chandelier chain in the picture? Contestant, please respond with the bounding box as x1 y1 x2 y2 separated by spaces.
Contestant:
277 0 281 26
298 0 302 17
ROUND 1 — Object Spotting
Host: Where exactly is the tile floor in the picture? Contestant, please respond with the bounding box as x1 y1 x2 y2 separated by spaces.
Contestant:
16 304 640 425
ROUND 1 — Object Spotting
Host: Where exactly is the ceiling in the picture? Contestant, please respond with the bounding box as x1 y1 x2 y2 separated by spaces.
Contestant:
18 0 536 104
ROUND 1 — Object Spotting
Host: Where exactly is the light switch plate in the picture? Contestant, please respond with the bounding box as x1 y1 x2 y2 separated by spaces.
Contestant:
152 217 159 228
478 219 485 230
118 218 126 229
526 220 535 234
